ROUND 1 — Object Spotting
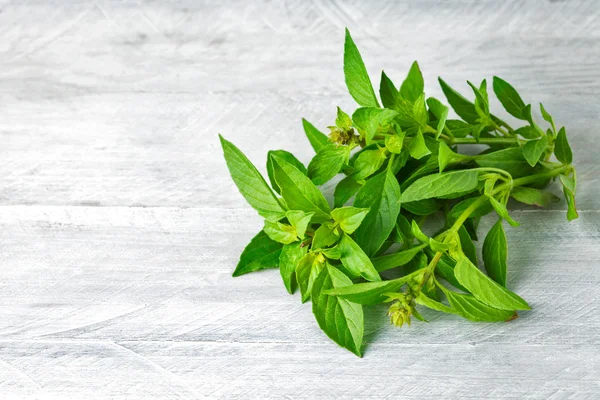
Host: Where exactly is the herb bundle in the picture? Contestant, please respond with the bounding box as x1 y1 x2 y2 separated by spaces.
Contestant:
219 28 578 356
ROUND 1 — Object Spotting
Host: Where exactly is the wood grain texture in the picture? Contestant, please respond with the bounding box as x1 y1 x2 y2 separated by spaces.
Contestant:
0 0 599 398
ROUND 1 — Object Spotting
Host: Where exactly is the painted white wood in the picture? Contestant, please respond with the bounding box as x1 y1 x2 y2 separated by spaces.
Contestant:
0 1 599 398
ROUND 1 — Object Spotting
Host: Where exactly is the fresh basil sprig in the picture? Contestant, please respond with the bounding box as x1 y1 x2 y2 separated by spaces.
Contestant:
219 29 578 357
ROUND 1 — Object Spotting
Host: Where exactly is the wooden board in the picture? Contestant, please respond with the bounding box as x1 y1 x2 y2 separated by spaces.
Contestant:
0 1 599 398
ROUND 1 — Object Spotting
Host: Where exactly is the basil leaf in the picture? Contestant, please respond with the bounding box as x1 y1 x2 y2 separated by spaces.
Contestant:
482 219 507 287
445 119 473 138
458 225 477 266
426 97 449 137
372 243 428 272
354 168 402 256
338 233 381 282
351 148 388 180
400 61 424 103
312 224 339 250
344 29 379 108
326 274 416 305
285 210 314 239
438 77 479 124
335 107 353 130
441 286 516 322
448 197 495 223
429 250 468 292
233 231 282 277
312 264 364 356
454 258 530 310
385 132 404 154
408 129 432 160
554 127 573 164
302 118 329 153
308 144 350 185
510 187 559 208
559 174 579 221
438 141 469 173
400 170 479 203
539 103 556 133
412 94 429 128
352 107 399 144
263 220 298 244
410 220 430 243
468 80 489 116
331 207 370 234
279 242 308 294
489 197 520 227
415 293 456 315
267 150 307 194
522 136 549 167
270 153 331 222
514 126 541 139
220 135 285 221
380 70 401 109
402 198 441 216
296 253 325 303
334 176 362 207
492 76 528 120
475 147 542 178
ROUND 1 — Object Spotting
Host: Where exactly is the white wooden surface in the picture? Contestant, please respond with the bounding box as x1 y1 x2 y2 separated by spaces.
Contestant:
1 1 599 398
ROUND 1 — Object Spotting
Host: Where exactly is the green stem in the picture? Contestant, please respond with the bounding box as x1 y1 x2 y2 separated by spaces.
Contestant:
450 137 519 145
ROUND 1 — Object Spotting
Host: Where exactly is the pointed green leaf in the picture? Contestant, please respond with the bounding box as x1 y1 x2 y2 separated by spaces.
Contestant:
312 224 340 250
344 29 379 108
336 107 353 130
351 148 388 180
352 107 399 144
308 144 351 185
270 153 331 222
279 242 308 294
296 253 325 303
233 231 283 277
267 150 307 194
458 225 477 266
482 219 507 287
400 61 424 103
334 176 362 207
454 258 530 310
380 70 401 109
514 125 542 139
540 103 556 133
400 170 479 203
326 273 418 305
385 131 404 154
331 207 370 234
426 97 449 137
489 197 520 227
554 127 573 164
220 135 285 221
312 264 364 356
285 210 314 239
510 187 559 208
438 77 479 124
407 129 431 160
263 220 298 244
371 243 428 272
522 136 549 167
492 76 528 120
302 118 329 153
338 233 381 282
440 287 516 322
354 168 402 256
415 293 456 315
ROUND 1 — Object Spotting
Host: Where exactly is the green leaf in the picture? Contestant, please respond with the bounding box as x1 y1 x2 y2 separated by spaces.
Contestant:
344 28 379 108
285 210 314 239
438 78 479 124
334 176 362 207
371 243 428 272
408 129 431 160
267 150 307 194
482 219 507 287
336 107 353 130
426 97 449 137
554 127 573 164
400 61 424 103
321 246 342 260
351 148 388 180
430 251 468 292
263 220 298 244
559 174 579 221
412 94 428 128
448 197 495 223
354 168 402 256
438 141 469 173
468 80 489 116
492 76 528 120
440 287 516 322
331 207 370 234
514 126 541 139
302 118 329 153
415 293 456 315
308 144 351 185
454 257 530 310
326 274 417 305
540 103 556 133
402 198 441 216
458 225 477 266
270 153 331 222
510 187 559 208
338 233 381 281
312 224 340 250
475 147 542 178
488 197 520 227
379 70 401 109
352 107 399 144
219 135 285 221
400 170 479 203
279 242 308 294
522 136 549 167
312 264 364 356
233 231 283 277
445 119 473 138
296 253 325 303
